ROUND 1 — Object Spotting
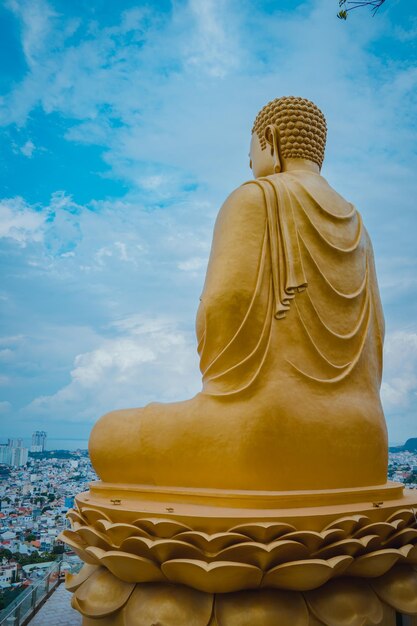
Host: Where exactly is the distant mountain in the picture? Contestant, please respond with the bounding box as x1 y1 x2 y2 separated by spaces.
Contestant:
389 438 417 453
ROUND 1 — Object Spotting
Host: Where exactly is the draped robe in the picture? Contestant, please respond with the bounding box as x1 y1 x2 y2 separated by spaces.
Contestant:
197 170 384 399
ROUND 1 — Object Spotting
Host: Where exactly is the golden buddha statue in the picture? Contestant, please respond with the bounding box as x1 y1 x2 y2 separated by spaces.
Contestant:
89 96 387 492
62 97 417 626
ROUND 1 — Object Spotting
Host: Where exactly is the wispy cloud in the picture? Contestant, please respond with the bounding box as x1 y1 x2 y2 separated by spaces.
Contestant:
0 197 44 245
381 330 417 442
26 315 200 424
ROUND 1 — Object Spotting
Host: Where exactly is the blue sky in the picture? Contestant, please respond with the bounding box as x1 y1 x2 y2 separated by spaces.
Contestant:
0 0 416 445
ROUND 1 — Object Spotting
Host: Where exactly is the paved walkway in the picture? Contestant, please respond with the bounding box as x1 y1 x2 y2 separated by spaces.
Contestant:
29 583 82 626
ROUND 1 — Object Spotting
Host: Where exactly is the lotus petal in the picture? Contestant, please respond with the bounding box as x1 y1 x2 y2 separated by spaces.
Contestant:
76 526 112 550
67 509 85 525
59 530 99 565
371 564 417 613
123 582 213 626
305 578 383 626
229 522 296 543
94 519 112 532
176 531 247 554
97 519 150 539
105 523 148 547
120 535 154 558
313 538 364 559
282 531 325 552
72 566 134 617
262 559 335 591
133 518 191 538
65 564 99 592
319 529 346 545
358 534 382 552
323 516 369 535
59 529 87 547
80 506 111 525
85 546 106 560
386 509 416 525
217 540 309 570
328 555 354 576
390 518 407 531
354 522 395 541
150 538 203 563
383 527 417 548
403 543 417 563
215 589 309 626
99 550 164 583
398 544 415 560
345 549 401 577
162 559 262 593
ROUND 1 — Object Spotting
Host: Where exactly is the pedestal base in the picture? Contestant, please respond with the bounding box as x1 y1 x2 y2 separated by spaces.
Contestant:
68 571 417 626
61 481 417 625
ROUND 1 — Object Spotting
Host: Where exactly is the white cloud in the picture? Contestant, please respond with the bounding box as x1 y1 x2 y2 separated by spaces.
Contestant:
381 331 417 442
20 140 35 157
6 0 59 67
0 192 86 255
0 401 11 413
0 349 14 361
178 256 207 272
71 339 155 388
382 331 417 409
28 315 201 423
0 198 45 245
185 0 240 78
0 335 24 346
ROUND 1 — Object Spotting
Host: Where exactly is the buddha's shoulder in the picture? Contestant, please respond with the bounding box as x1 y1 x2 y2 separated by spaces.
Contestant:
214 183 266 233
225 180 265 205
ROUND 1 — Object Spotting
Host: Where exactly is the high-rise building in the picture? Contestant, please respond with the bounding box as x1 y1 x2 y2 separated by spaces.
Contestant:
8 438 23 448
31 431 47 452
0 444 11 465
10 446 28 467
0 441 28 467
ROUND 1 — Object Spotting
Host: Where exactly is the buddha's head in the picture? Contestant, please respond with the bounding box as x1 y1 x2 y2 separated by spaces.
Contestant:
250 96 327 178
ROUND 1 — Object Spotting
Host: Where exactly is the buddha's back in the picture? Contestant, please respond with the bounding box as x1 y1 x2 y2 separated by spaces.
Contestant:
89 97 388 493
195 169 387 490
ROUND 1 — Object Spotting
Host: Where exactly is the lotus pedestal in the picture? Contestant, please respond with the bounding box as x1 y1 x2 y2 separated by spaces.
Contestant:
61 480 417 625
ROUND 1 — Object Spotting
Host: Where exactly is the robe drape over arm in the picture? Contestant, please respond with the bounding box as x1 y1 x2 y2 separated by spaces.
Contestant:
197 171 384 397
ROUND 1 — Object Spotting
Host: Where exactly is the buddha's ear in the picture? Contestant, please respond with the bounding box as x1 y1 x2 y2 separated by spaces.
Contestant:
265 125 281 174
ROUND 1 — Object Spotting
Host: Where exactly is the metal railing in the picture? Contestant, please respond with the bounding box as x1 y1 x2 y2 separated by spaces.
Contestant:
0 556 81 626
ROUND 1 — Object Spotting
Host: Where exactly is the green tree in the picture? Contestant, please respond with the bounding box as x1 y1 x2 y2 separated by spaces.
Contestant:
0 548 12 560
337 0 386 20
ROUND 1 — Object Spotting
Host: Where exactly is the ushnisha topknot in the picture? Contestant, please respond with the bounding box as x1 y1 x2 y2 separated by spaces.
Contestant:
252 96 327 168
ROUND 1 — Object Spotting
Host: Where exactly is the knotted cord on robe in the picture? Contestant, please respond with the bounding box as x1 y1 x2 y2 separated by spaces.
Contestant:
198 172 378 395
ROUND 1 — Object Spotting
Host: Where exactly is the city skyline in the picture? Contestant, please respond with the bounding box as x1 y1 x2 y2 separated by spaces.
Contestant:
1 0 417 444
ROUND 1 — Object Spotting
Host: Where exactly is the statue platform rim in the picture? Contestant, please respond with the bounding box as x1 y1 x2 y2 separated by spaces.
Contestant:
75 482 417 532
86 479 404 507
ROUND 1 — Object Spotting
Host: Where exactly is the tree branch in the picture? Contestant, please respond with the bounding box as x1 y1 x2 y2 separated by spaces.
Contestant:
337 0 386 20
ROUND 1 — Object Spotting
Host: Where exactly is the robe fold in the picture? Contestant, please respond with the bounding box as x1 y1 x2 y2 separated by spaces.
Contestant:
197 171 384 397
